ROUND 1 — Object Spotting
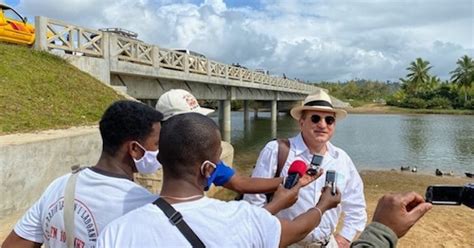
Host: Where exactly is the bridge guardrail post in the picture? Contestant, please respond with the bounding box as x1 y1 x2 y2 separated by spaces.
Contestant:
102 32 110 59
34 16 48 51
152 45 160 69
224 65 229 80
206 59 211 77
108 33 119 69
183 53 189 74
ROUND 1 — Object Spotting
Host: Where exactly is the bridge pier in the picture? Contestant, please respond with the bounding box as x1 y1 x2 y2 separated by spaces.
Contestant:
218 100 232 142
271 100 277 138
243 100 249 122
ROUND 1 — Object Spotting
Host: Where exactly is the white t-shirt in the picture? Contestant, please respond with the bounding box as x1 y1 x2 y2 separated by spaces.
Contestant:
97 197 281 248
14 168 157 248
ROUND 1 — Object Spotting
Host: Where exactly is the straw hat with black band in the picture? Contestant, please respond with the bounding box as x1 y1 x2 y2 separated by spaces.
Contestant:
290 90 347 121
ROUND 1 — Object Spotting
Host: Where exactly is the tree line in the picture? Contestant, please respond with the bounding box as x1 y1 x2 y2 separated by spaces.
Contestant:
314 55 474 110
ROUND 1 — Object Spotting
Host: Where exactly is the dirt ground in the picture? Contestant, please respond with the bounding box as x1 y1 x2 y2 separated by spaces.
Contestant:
1 170 473 247
359 170 473 248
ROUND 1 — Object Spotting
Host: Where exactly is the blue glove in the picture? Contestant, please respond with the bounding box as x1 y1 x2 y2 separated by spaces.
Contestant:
205 161 235 191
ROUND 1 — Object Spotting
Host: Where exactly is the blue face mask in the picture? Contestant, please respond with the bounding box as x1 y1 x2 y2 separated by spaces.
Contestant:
200 160 217 191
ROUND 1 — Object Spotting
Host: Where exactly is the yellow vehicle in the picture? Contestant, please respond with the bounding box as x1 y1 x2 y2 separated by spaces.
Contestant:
0 4 35 45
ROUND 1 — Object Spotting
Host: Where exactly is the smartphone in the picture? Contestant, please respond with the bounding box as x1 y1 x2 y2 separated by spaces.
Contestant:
325 170 337 195
425 185 464 205
307 155 323 175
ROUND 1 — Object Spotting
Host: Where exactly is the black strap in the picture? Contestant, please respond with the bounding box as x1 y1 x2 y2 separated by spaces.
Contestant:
304 100 333 108
153 198 205 248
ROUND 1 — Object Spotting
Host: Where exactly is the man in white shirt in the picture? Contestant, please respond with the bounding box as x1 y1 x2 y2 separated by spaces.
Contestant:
2 100 164 248
244 90 367 248
97 113 342 247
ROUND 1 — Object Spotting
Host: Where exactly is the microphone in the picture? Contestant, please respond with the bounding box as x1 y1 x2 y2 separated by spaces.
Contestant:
284 160 307 189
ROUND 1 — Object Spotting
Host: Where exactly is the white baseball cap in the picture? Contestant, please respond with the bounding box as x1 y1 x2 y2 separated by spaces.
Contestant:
156 89 214 121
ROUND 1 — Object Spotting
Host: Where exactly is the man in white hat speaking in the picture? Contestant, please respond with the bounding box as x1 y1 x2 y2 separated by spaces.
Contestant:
244 90 367 248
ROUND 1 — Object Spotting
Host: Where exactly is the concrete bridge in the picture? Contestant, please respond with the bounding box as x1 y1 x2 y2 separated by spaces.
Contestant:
33 16 330 141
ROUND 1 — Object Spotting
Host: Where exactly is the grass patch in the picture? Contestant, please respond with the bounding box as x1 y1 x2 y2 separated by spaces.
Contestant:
0 43 125 134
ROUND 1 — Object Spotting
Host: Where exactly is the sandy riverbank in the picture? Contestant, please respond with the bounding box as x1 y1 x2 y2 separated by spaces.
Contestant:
1 170 473 247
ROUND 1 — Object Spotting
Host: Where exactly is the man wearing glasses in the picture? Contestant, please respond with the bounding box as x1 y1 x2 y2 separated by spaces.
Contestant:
244 90 367 248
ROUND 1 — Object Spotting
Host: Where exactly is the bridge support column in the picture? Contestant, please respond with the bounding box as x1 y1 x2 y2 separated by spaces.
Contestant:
243 100 249 122
271 100 277 122
271 100 277 138
219 100 232 142
218 101 224 127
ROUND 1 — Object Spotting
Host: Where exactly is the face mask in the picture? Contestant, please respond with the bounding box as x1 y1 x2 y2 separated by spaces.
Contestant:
133 142 161 174
200 160 217 191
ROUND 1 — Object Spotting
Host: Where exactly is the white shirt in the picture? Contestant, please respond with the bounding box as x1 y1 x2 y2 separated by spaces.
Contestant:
14 168 157 248
97 197 281 248
243 133 367 242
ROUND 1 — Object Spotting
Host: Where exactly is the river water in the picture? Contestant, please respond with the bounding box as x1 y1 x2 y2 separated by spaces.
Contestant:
213 112 474 175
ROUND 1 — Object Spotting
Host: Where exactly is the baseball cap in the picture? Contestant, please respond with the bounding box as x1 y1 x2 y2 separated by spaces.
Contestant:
156 89 215 121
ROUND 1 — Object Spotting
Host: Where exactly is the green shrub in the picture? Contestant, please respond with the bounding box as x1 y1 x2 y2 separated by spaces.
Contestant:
464 99 474 110
426 97 452 109
402 98 428 109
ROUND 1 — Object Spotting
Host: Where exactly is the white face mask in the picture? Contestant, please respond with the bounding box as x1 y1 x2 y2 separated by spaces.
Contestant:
133 142 161 174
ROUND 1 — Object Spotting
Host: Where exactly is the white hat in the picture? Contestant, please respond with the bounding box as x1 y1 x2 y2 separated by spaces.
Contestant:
156 89 214 121
290 90 347 121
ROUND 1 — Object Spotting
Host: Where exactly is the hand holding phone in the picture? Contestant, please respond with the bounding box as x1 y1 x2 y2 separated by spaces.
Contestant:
307 154 323 176
325 170 337 196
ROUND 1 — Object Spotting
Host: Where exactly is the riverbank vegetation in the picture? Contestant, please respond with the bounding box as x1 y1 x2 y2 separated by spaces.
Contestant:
0 43 124 134
314 55 474 113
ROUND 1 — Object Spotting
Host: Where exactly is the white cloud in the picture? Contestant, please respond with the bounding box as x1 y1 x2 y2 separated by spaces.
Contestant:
13 0 474 82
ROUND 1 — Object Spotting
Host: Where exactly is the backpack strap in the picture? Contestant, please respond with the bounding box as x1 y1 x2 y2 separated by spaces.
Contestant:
63 166 87 248
276 139 290 178
265 138 290 203
153 198 206 248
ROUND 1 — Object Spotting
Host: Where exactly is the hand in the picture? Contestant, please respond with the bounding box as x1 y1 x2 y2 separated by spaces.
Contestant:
316 186 341 211
298 168 324 187
334 234 350 248
271 183 301 210
372 192 432 238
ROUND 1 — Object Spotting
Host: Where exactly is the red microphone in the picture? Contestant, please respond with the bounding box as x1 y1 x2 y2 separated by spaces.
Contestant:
284 160 307 189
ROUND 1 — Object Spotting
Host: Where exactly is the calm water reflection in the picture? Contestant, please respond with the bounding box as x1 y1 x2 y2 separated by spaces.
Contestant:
213 112 474 174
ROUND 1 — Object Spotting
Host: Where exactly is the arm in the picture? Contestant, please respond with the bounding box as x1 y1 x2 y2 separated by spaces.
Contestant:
337 164 367 244
279 186 341 247
224 175 283 194
2 231 41 248
351 192 432 248
350 222 398 248
243 142 279 207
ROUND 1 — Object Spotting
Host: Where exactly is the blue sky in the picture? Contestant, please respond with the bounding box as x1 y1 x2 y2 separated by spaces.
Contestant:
2 0 472 82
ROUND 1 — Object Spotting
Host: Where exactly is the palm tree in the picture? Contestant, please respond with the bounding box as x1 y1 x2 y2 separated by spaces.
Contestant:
450 55 474 102
402 58 433 96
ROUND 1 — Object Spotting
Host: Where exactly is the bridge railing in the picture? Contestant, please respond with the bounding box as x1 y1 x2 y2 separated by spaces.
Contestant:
34 16 319 94
40 18 103 57
115 36 153 65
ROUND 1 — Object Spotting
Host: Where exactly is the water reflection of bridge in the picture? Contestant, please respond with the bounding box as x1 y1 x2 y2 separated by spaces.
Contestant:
34 16 328 141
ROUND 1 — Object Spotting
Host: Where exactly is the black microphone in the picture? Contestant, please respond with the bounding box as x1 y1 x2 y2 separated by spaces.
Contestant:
284 160 307 189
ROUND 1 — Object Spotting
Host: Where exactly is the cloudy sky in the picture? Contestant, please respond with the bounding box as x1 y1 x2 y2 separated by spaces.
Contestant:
3 0 473 82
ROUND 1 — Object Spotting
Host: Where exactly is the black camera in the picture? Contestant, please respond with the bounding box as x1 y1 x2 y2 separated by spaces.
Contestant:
425 183 474 209
307 154 323 176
